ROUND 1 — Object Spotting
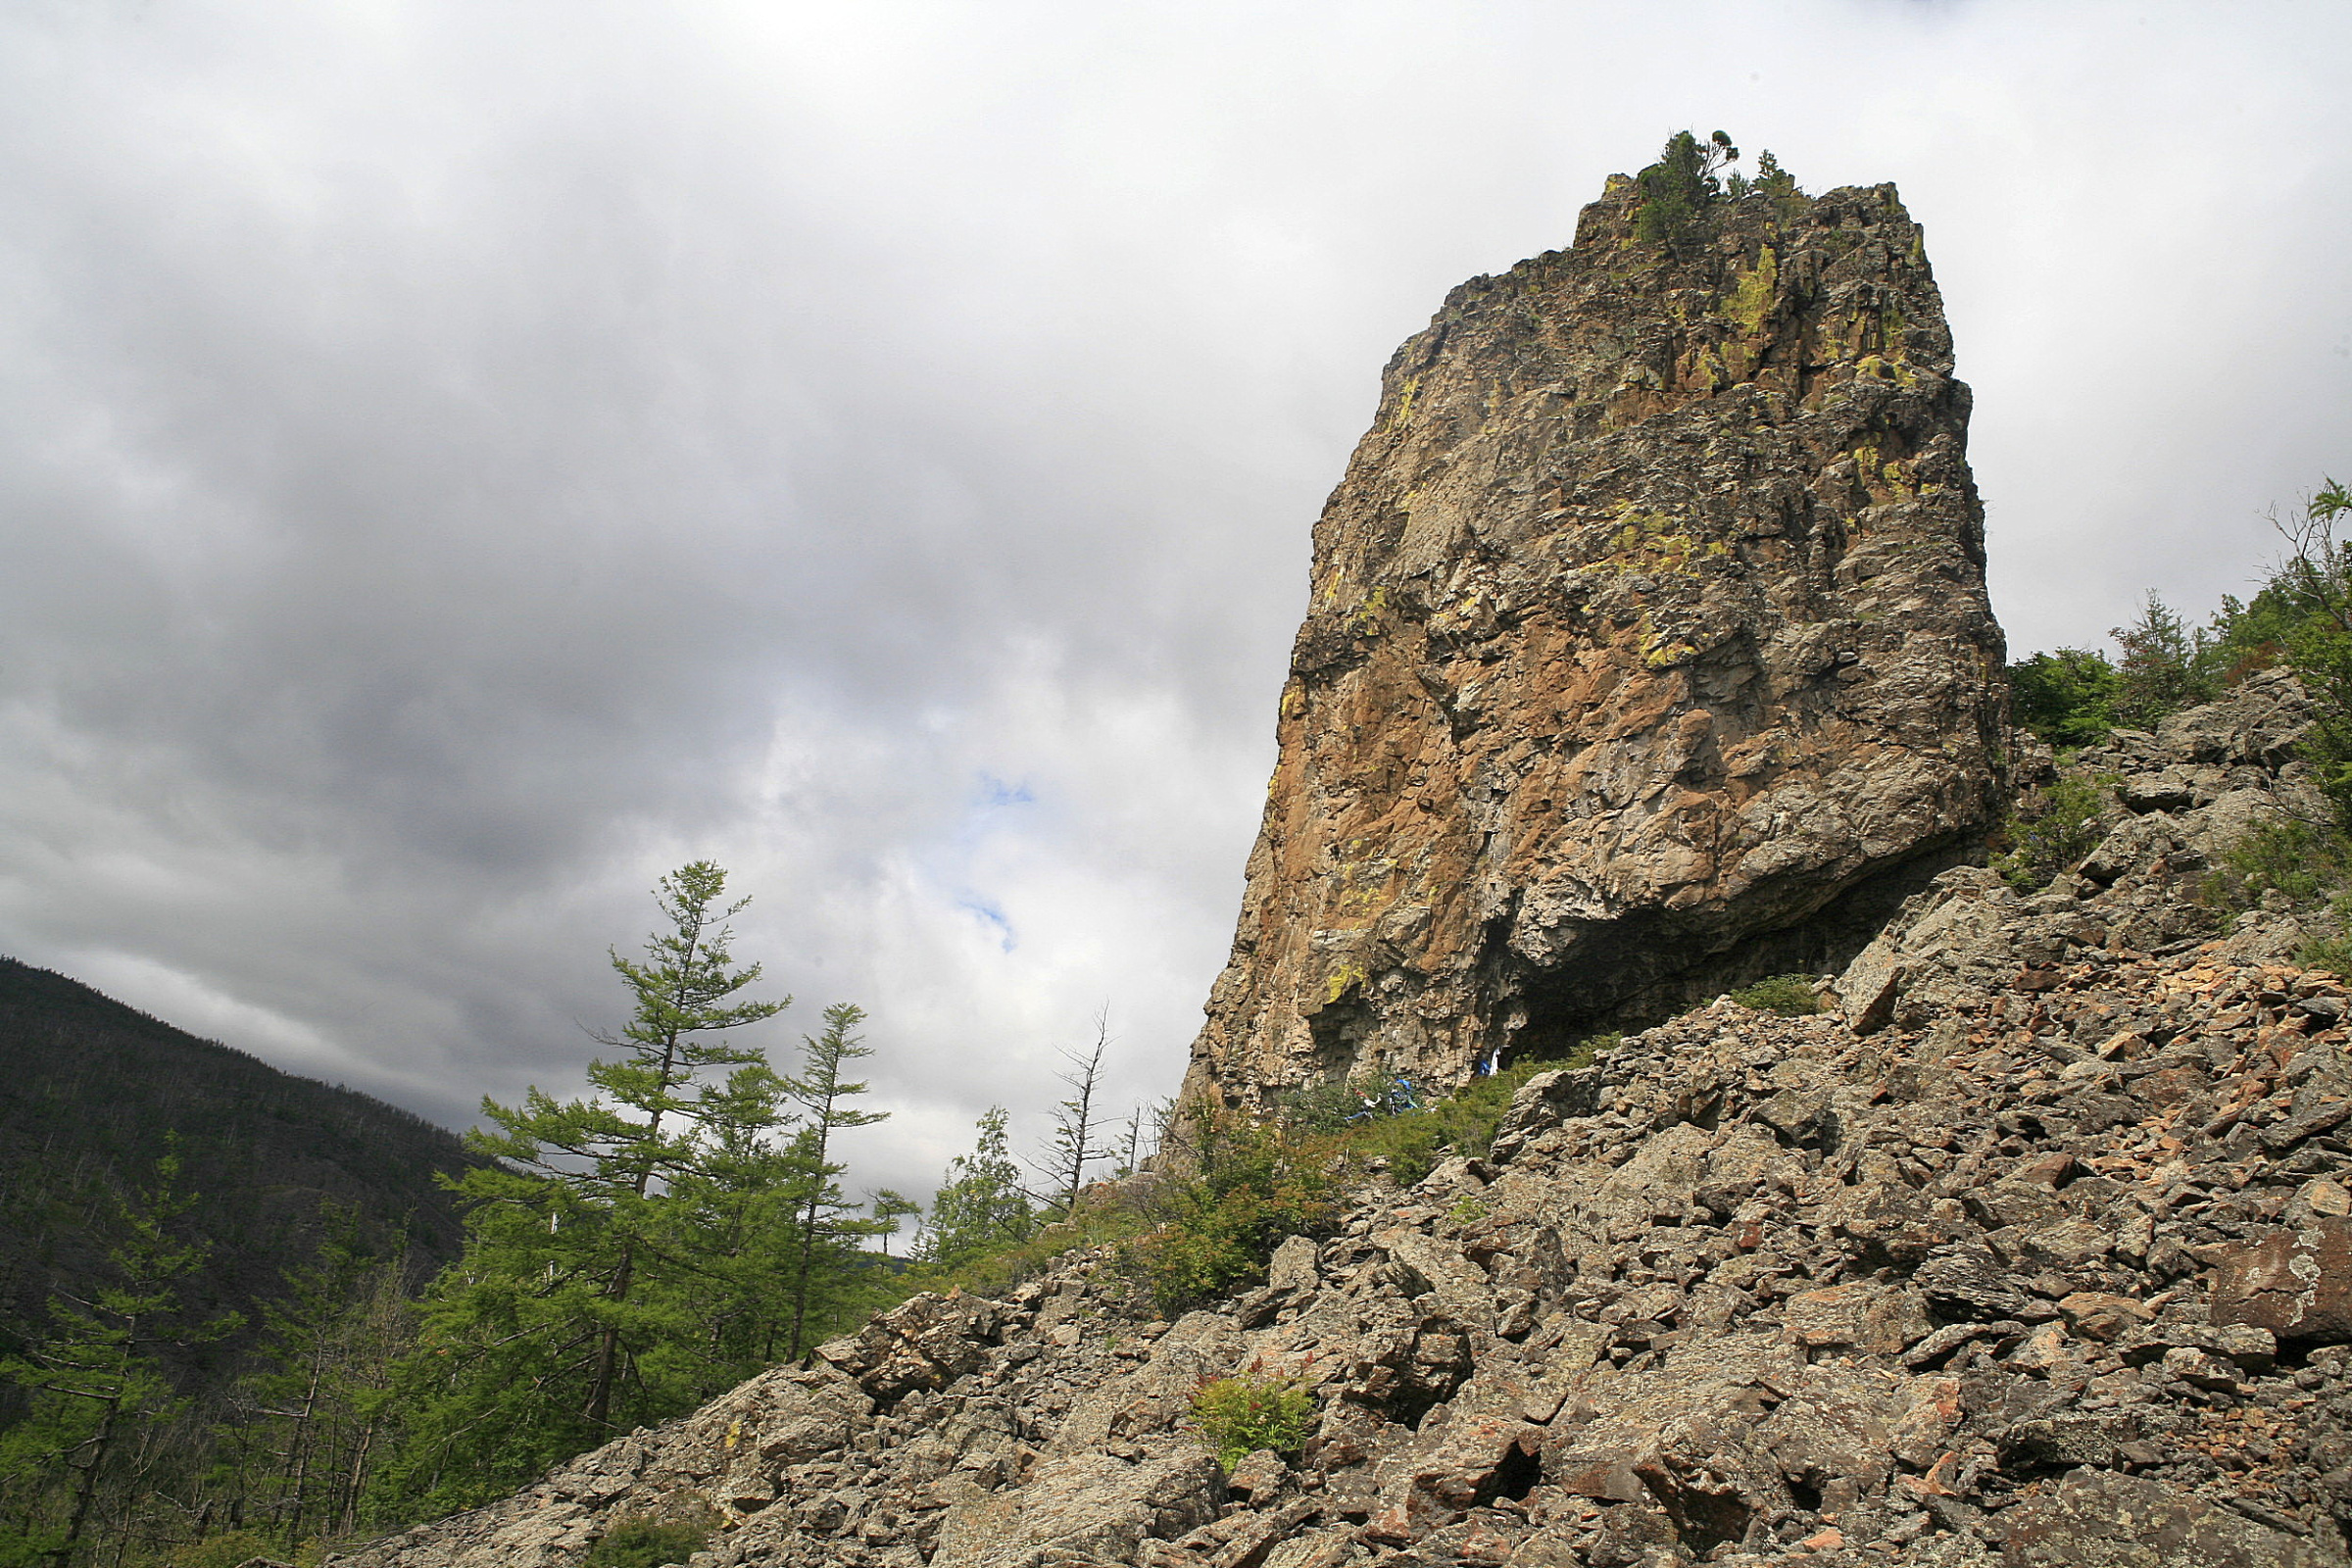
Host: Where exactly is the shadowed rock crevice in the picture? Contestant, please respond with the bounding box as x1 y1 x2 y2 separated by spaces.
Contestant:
1496 837 1972 1063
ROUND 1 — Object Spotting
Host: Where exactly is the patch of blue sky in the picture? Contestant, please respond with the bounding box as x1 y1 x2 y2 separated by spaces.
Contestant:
975 773 1036 808
957 896 1017 953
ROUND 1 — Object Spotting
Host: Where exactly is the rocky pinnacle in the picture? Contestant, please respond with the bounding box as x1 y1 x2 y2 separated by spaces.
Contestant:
1185 172 2007 1108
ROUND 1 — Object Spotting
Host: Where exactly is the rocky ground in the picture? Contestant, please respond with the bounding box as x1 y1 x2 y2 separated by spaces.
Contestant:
328 676 2352 1568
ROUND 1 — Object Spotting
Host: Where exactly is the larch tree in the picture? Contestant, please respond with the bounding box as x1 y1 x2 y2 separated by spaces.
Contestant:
1033 1010 1114 1220
373 861 793 1517
0 1148 236 1568
917 1107 1035 1270
779 1004 888 1360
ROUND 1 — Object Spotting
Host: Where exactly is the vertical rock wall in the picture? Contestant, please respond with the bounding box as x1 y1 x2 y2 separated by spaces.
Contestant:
1186 173 2007 1108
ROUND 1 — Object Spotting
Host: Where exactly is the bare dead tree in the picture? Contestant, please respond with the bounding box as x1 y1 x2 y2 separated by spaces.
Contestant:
1032 1008 1114 1219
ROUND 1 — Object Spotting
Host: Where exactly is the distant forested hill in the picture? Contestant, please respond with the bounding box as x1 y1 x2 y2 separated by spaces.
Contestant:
0 956 480 1375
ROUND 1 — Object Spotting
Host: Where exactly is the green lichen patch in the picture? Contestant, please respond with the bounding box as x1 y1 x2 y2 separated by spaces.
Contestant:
1600 504 1730 577
1388 375 1422 430
1725 244 1778 336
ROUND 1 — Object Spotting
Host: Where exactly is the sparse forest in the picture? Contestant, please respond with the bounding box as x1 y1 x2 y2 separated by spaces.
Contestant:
0 865 918 1563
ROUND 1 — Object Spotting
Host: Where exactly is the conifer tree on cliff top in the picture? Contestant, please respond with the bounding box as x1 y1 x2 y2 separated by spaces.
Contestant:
1633 128 1737 247
372 861 889 1519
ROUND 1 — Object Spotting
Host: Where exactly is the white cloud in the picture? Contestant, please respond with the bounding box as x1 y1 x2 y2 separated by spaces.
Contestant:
0 0 2346 1204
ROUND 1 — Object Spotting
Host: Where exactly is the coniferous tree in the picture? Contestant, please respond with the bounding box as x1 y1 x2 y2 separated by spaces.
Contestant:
372 861 791 1517
917 1108 1035 1270
662 1059 800 1386
869 1191 920 1257
218 1205 412 1551
779 1004 888 1360
583 861 792 1426
0 1148 236 1568
1633 129 1738 248
1032 1012 1113 1220
2112 591 2221 729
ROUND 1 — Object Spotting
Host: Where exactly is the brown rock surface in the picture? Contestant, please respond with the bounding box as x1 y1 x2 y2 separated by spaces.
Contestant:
2211 1219 2352 1345
1184 172 2005 1107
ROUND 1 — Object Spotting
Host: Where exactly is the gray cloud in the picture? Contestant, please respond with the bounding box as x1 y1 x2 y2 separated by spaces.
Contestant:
2 0 2347 1202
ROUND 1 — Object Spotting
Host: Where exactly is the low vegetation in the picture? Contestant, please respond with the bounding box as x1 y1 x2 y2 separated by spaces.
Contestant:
1629 130 1804 251
908 1046 1616 1322
580 1508 718 1568
1725 974 1824 1016
1188 1367 1316 1472
2006 481 2352 776
1992 774 2119 892
2000 479 2352 904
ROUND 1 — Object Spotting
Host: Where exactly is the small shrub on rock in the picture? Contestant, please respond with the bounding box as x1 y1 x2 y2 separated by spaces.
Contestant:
582 1509 716 1568
1992 774 2115 890
2202 816 2343 910
1726 974 1823 1015
1122 1105 1345 1314
1338 1060 1550 1184
1189 1368 1315 1472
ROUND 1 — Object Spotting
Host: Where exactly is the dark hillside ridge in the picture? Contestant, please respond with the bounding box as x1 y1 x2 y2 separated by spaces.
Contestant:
0 956 480 1372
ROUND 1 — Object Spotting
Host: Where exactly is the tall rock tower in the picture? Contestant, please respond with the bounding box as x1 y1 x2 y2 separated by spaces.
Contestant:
1185 170 2007 1109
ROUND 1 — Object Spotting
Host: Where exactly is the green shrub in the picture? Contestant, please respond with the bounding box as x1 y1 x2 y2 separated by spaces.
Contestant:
2111 593 2223 730
2200 816 2344 911
161 1533 285 1568
1725 974 1823 1015
1273 1076 1371 1137
914 1183 1151 1299
582 1510 715 1568
1632 129 1737 248
1336 1059 1552 1185
2008 649 2119 749
946 1045 1622 1321
1991 774 2115 891
1273 1074 1423 1137
1190 1369 1316 1472
2192 817 2352 972
2298 922 2352 976
1121 1105 1345 1315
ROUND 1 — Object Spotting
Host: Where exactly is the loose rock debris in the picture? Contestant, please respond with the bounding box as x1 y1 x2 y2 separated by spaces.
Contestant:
329 933 2352 1568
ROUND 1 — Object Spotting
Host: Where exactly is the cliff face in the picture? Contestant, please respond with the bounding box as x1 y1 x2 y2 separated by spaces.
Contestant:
1185 174 2007 1108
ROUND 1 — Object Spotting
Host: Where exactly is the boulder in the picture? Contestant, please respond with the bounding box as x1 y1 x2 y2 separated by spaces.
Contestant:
1999 1468 2334 1567
930 1450 1222 1568
2210 1219 2352 1345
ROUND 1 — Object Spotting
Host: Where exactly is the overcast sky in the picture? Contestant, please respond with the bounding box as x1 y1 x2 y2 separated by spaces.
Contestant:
2 1 2346 1211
